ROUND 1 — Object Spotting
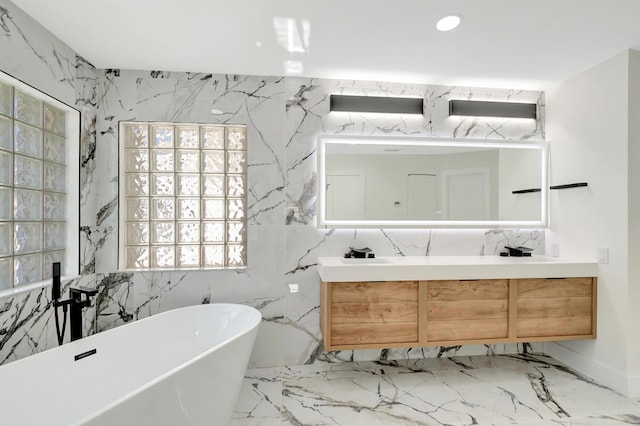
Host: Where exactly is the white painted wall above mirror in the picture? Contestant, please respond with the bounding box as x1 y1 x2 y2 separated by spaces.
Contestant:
317 135 548 228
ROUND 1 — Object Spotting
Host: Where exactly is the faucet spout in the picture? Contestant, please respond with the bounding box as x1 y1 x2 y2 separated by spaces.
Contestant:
71 286 98 307
69 286 98 341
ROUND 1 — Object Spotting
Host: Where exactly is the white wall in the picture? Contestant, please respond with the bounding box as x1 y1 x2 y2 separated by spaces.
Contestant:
545 50 631 394
498 149 543 221
626 49 640 395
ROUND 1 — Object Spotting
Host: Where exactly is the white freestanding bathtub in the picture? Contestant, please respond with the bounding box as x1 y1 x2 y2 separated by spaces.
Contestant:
0 303 261 426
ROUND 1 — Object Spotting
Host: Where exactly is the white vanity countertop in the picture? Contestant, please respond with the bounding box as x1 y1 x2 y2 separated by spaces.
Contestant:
316 256 599 282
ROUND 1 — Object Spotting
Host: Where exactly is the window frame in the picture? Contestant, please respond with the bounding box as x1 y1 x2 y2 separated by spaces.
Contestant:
117 121 248 271
0 70 80 295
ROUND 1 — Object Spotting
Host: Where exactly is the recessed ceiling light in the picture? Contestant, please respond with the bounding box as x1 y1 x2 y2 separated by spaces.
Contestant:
436 14 462 32
255 41 263 48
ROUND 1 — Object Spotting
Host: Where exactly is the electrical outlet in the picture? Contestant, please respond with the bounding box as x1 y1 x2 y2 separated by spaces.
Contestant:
288 283 299 293
598 248 609 264
550 242 560 257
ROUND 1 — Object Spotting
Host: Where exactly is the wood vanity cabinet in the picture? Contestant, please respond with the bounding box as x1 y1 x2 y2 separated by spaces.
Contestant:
320 277 597 350
424 279 509 344
321 281 419 348
515 277 596 341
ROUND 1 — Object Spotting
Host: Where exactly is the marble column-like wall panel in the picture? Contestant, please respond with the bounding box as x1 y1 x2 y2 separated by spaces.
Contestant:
0 0 100 364
285 77 544 227
103 72 206 269
76 55 100 275
93 72 287 367
283 77 545 365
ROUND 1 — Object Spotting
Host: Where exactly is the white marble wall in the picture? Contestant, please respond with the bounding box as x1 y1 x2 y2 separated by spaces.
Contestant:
84 72 545 367
0 0 99 363
282 78 544 364
88 71 288 367
0 0 546 368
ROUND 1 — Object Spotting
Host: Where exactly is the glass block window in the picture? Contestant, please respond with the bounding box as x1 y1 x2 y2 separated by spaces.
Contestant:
120 123 247 269
0 79 70 291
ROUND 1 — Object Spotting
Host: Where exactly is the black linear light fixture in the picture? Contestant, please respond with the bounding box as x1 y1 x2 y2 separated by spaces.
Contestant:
449 99 537 119
330 95 423 115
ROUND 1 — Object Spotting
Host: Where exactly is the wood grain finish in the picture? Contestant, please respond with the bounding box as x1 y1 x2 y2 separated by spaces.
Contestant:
327 281 419 349
425 279 509 342
320 281 330 346
517 297 592 318
320 277 597 350
427 280 508 301
332 302 418 324
516 277 595 338
427 299 508 320
508 279 518 339
331 281 418 303
516 278 592 298
331 323 418 346
427 319 508 341
518 316 592 337
419 280 429 344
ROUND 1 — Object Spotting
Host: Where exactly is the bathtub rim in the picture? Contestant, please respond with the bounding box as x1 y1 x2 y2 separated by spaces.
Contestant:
70 303 261 425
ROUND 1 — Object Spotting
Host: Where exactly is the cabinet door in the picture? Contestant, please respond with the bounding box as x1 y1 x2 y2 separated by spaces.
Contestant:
424 280 509 342
330 281 418 347
515 277 595 339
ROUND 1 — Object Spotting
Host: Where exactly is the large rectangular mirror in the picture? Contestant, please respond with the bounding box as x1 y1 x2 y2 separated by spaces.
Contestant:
317 135 548 228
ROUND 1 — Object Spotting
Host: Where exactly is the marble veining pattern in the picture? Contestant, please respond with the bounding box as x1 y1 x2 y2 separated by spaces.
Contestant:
284 77 544 227
283 226 544 366
0 0 101 363
0 2 78 105
0 0 550 372
232 355 640 425
280 75 546 366
0 274 95 364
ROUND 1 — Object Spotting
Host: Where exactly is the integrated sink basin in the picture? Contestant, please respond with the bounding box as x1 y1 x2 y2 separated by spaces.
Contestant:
340 258 392 264
318 255 599 282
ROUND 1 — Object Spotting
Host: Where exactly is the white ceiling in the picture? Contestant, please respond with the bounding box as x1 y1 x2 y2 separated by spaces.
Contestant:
11 0 640 90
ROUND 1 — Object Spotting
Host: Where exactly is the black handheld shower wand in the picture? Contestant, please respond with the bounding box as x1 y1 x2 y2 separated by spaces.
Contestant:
50 262 97 344
52 262 61 301
51 262 68 345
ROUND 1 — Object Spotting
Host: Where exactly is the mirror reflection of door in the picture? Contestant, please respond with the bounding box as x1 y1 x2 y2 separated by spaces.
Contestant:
441 168 490 220
326 174 365 220
407 174 439 219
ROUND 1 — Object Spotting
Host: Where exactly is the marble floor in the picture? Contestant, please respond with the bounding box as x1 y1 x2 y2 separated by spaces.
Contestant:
231 354 640 425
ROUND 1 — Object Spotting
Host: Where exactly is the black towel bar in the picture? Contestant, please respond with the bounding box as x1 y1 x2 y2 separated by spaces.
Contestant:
512 182 588 194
